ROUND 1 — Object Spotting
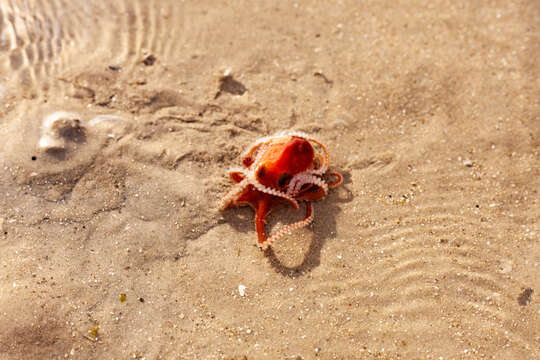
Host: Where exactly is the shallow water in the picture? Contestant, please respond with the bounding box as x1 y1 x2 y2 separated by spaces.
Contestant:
1 0 184 96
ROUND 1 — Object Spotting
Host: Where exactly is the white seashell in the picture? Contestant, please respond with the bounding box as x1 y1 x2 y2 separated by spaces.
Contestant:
39 111 85 152
39 133 65 150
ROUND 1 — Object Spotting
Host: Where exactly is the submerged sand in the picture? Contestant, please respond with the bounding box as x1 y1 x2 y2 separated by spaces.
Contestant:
0 0 538 359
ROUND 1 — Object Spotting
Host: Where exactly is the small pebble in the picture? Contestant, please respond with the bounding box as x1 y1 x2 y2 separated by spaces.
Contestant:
142 54 156 66
238 284 246 297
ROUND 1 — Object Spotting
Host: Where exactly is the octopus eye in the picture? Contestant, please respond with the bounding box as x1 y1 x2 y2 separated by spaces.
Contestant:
277 173 292 188
257 166 266 179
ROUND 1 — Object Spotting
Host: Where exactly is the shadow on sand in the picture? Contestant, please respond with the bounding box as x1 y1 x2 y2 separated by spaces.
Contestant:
221 171 353 278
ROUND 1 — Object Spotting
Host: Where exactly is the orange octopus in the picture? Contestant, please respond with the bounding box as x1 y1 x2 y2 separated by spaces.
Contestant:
220 131 342 249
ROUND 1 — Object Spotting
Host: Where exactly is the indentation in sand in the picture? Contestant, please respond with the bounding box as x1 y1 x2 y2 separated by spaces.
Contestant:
1 105 128 201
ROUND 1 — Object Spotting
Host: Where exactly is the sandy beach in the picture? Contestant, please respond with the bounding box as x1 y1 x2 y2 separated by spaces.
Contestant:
0 1 538 359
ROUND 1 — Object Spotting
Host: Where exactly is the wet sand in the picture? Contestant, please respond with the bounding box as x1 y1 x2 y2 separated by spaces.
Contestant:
0 1 538 359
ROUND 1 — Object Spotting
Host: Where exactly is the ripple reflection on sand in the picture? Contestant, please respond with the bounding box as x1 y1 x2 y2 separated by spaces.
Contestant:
0 0 185 98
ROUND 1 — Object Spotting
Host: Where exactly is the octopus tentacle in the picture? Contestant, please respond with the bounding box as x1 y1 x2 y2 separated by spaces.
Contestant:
259 201 314 250
305 138 330 175
252 144 269 168
245 170 299 209
287 172 329 198
219 178 249 210
278 130 311 140
228 167 247 182
312 153 325 172
255 197 271 246
326 171 343 188
228 166 246 174
242 140 269 167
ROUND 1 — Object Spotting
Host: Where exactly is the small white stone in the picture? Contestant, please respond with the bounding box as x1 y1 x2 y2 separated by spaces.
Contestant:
238 284 246 297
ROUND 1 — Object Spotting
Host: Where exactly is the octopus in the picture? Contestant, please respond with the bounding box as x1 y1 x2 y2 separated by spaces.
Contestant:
219 131 342 249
